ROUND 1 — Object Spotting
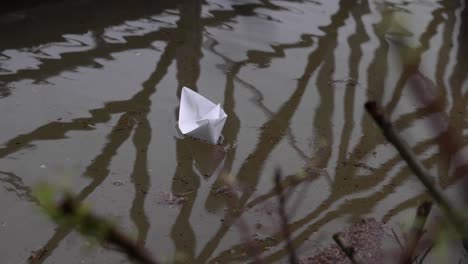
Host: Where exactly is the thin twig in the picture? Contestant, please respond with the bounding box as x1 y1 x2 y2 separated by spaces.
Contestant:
332 233 359 264
57 197 158 264
392 228 404 251
365 101 468 239
274 167 298 264
400 201 432 264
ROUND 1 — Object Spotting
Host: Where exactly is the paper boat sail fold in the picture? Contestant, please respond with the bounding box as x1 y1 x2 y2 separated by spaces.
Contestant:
178 87 227 144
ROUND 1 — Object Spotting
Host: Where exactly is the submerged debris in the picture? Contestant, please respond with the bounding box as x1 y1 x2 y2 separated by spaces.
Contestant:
302 218 384 264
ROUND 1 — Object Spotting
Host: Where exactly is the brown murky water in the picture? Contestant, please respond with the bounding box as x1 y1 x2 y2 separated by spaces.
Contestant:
1 0 467 263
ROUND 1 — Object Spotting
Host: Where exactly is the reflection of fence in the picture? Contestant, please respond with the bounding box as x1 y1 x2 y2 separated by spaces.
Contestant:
1 0 467 263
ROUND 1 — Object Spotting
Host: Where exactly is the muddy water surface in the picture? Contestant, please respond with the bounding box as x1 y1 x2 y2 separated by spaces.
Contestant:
1 0 467 263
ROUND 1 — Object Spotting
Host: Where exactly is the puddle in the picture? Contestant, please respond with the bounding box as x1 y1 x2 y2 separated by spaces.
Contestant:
1 0 468 263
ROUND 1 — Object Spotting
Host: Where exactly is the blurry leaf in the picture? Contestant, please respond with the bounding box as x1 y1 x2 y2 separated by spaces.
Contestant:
32 183 60 220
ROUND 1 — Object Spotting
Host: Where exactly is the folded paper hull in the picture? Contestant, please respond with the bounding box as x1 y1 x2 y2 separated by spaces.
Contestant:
178 87 227 144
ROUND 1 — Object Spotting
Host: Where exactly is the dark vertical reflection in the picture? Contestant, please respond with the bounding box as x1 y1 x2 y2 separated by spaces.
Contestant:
128 97 152 245
170 1 203 262
195 57 242 264
204 52 242 213
446 0 468 180
365 2 392 103
464 0 468 44
128 41 178 244
434 0 459 185
175 1 203 94
336 0 370 164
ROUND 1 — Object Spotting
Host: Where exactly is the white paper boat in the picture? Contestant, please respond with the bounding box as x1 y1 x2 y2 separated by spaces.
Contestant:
178 87 227 144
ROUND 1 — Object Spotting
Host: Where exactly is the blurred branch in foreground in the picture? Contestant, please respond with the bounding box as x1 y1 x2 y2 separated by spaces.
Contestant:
32 184 158 264
365 101 468 250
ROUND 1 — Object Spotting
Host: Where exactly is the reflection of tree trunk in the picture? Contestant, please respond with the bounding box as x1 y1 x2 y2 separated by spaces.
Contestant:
175 0 203 93
445 0 468 181
127 28 179 249
455 0 468 83
171 1 203 262
129 117 152 245
204 64 241 213
335 0 370 166
464 0 468 45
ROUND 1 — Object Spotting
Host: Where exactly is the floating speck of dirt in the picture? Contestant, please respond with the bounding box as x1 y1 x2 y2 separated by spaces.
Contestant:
156 191 187 208
112 181 124 187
